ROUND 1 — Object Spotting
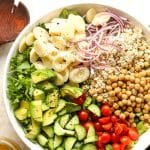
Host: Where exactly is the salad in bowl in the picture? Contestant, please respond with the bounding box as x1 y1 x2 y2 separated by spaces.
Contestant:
4 3 150 150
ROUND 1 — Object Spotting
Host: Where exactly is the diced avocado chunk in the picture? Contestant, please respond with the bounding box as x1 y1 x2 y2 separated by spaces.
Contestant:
33 89 45 100
20 100 29 109
82 144 97 150
39 81 57 92
42 103 49 111
61 85 83 99
25 119 41 140
43 109 57 126
37 134 48 146
55 99 66 113
65 137 77 150
15 108 28 120
42 126 54 138
60 114 70 128
83 96 92 108
75 124 86 141
48 138 54 150
46 90 59 108
65 115 79 130
30 100 42 122
88 104 101 117
31 69 56 84
54 135 63 149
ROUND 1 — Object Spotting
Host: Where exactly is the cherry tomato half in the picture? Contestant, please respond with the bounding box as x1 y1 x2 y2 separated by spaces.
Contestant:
128 128 139 141
120 136 131 145
98 116 110 124
102 122 112 131
112 143 121 150
73 93 86 105
115 123 123 135
101 132 111 144
78 110 89 122
111 133 120 143
101 104 111 116
94 121 102 131
111 115 119 123
83 121 94 131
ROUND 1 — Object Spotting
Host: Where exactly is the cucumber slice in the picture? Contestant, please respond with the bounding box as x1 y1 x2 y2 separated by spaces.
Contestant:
65 115 79 130
42 103 49 111
37 134 48 146
60 114 70 128
83 96 92 108
54 120 66 136
55 99 66 113
87 126 96 138
88 104 101 117
48 138 54 150
54 135 63 148
74 141 83 148
65 130 75 136
75 124 86 141
84 136 98 144
43 109 57 126
65 137 77 150
42 126 54 138
58 108 67 116
56 147 64 150
82 144 97 150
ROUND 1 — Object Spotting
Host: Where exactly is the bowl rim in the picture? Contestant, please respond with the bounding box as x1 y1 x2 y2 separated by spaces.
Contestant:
3 2 150 150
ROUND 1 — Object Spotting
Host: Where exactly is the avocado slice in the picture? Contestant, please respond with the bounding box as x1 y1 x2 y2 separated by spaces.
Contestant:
15 108 28 121
43 109 57 126
25 119 41 140
37 134 48 146
60 85 83 99
42 126 54 138
46 90 59 108
55 99 66 113
30 100 43 122
31 69 56 84
33 89 45 100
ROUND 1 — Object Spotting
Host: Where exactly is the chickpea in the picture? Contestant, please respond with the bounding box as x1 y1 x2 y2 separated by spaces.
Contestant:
135 107 141 112
146 70 150 76
112 82 118 89
120 113 126 120
125 75 130 81
129 76 135 82
148 101 150 106
130 95 136 101
96 95 103 102
144 61 149 68
131 102 136 107
135 78 140 84
118 74 125 80
140 115 144 121
114 110 121 116
144 85 149 91
131 123 136 127
106 80 112 85
89 89 96 95
122 94 128 100
140 80 146 86
118 101 123 107
143 109 149 114
136 97 142 103
124 111 129 116
122 84 127 88
132 89 137 96
122 99 128 105
138 93 144 99
118 81 124 87
129 113 135 118
144 104 149 111
97 88 103 94
122 89 126 94
144 114 149 120
126 91 132 97
129 118 134 123
127 107 133 112
117 92 122 99
121 69 128 74
127 100 132 106
128 83 135 89
135 65 141 72
139 71 146 77
109 91 115 96
113 103 119 109
114 87 121 94
144 94 150 102
134 84 140 90
144 123 150 128
109 75 118 82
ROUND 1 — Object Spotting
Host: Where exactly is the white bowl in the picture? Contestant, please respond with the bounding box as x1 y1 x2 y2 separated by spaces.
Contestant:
3 3 150 150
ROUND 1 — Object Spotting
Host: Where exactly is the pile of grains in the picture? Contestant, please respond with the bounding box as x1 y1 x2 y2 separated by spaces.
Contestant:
83 25 150 127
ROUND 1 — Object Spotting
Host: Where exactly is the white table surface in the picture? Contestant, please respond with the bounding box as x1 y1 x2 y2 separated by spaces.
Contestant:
0 0 149 149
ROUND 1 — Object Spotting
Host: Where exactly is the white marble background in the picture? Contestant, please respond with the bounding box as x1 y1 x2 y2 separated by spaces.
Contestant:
0 0 149 149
